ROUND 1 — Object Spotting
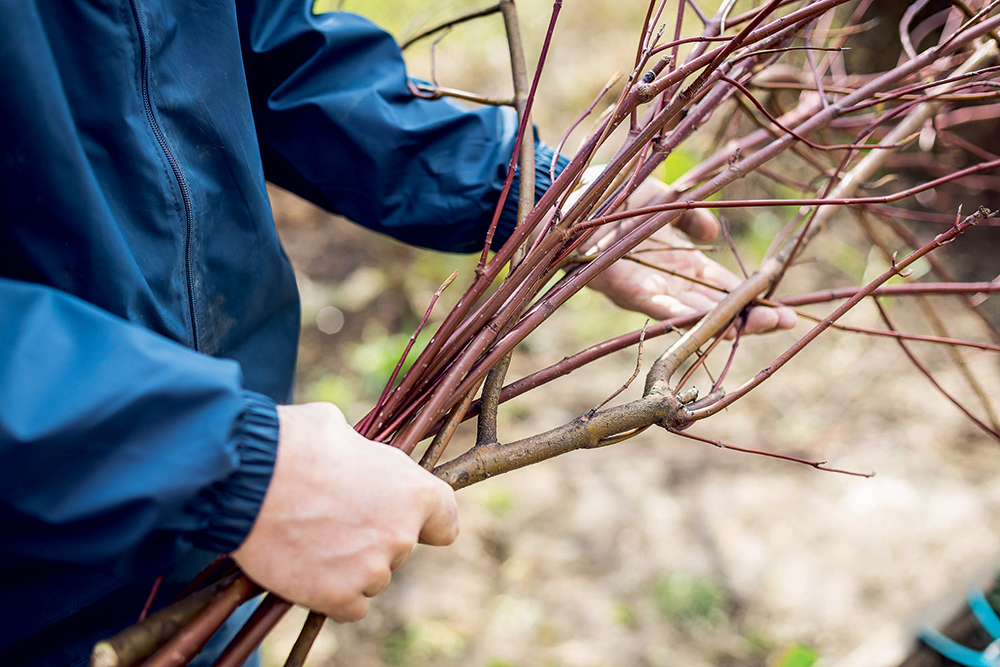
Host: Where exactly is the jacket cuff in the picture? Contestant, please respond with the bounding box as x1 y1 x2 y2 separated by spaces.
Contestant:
192 390 280 553
494 141 571 250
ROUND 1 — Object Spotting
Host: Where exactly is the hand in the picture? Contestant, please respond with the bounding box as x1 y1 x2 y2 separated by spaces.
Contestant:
587 179 797 335
231 402 458 622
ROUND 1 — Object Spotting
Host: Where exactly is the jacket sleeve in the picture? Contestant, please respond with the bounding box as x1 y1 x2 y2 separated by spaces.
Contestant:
237 1 567 253
0 277 278 570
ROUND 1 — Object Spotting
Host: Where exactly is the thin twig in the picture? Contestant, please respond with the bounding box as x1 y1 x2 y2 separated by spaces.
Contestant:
854 208 1000 430
675 321 735 391
872 298 1000 441
551 72 622 182
685 207 994 421
407 81 514 106
359 270 458 434
669 429 874 477
791 307 1000 352
400 3 502 50
138 576 164 623
575 156 1000 232
585 321 650 419
872 207 1000 346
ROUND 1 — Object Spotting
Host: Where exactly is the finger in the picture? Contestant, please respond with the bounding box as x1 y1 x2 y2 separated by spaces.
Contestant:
363 565 393 598
673 207 720 244
698 258 743 292
674 289 726 315
742 305 797 335
326 595 370 623
390 545 414 572
644 294 699 321
774 306 798 330
741 307 780 336
417 478 459 547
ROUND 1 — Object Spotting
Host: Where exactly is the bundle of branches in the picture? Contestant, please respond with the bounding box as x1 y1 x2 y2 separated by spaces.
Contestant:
91 1 1000 665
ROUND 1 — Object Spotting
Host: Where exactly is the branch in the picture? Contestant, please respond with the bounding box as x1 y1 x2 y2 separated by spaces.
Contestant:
210 595 292 667
399 4 502 50
135 576 261 667
90 574 243 667
281 612 325 667
686 207 995 421
874 298 1000 441
670 429 875 477
434 387 690 489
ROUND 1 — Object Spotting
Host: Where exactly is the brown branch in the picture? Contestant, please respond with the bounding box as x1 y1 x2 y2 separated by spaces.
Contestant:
670 429 875 477
433 209 996 488
792 307 1000 353
399 4 502 50
585 321 649 419
468 0 540 458
360 271 457 434
686 207 994 421
406 81 514 106
434 388 689 490
282 612 325 667
139 576 261 667
476 355 510 446
854 208 1000 430
90 573 242 667
499 0 535 228
210 595 292 667
872 298 1000 441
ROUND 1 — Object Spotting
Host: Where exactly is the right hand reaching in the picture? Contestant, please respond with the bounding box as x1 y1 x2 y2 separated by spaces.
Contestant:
231 402 459 622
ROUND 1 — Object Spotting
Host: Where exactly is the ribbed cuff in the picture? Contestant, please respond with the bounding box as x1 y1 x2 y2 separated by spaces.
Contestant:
493 141 571 250
192 390 279 553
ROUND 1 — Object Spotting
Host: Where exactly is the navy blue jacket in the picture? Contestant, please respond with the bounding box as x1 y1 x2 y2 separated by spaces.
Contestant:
0 0 562 662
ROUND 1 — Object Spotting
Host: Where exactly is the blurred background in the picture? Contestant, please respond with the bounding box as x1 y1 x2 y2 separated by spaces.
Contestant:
261 1 1000 665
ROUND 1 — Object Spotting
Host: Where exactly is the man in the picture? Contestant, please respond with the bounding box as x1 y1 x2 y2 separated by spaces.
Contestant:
0 0 794 664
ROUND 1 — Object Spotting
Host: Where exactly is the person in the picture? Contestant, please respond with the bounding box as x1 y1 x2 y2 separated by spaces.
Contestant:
0 0 795 664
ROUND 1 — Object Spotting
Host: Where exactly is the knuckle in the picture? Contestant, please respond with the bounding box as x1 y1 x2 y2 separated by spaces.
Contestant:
323 584 358 611
363 554 392 583
390 531 416 557
312 401 346 423
446 513 461 541
329 597 369 623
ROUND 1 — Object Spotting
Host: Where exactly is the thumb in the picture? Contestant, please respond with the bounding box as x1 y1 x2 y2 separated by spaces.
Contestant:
417 474 460 546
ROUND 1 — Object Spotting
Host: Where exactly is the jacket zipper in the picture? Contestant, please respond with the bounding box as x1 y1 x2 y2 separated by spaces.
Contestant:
128 0 202 352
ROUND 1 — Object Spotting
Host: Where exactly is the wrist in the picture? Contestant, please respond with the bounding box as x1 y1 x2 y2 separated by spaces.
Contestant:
189 390 280 553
